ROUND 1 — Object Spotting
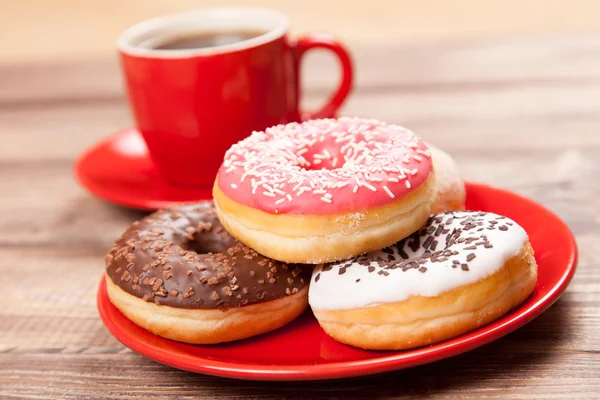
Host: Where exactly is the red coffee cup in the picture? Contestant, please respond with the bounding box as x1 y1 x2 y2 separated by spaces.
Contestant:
117 8 353 188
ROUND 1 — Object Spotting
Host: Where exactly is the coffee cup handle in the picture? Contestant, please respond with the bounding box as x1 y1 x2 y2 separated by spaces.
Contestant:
291 33 353 120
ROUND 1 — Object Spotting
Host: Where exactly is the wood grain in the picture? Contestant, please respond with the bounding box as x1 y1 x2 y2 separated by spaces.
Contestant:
1 34 599 399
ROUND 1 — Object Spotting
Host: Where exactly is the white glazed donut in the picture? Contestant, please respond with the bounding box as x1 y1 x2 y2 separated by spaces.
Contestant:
309 211 537 350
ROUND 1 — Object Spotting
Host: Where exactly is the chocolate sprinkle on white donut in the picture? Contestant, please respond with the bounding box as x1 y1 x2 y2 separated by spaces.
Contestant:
309 211 528 310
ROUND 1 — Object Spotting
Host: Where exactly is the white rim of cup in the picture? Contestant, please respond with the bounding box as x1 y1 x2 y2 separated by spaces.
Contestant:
117 7 289 58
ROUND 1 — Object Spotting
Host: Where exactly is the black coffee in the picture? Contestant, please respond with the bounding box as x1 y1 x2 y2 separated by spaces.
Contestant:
155 30 265 50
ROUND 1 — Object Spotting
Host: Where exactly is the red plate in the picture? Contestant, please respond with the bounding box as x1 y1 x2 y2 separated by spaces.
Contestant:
75 129 212 210
97 182 577 380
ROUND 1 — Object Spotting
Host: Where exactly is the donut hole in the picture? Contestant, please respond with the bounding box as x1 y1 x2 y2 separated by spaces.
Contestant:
180 235 237 256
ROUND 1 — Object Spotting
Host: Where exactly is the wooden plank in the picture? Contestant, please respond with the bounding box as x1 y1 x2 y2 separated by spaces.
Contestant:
1 85 600 162
4 0 600 63
1 345 599 399
1 35 599 105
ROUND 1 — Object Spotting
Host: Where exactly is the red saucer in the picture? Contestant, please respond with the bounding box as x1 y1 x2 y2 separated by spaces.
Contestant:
97 182 577 380
75 129 212 210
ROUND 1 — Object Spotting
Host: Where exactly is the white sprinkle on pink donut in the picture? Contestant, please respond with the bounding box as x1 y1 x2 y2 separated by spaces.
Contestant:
217 118 433 215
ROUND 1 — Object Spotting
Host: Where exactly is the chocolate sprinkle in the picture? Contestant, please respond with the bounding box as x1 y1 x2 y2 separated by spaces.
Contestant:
314 211 517 283
423 236 434 250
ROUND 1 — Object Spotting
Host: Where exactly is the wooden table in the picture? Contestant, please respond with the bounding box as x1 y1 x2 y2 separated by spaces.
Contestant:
1 34 599 399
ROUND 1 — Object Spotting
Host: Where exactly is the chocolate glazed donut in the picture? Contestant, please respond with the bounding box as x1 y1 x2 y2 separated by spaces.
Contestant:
105 202 310 344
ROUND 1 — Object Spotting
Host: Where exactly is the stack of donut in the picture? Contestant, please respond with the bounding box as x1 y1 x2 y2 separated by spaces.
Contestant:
105 117 537 350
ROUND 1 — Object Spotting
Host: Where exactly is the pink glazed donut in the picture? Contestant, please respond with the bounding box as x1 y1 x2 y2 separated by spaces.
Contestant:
213 117 436 263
